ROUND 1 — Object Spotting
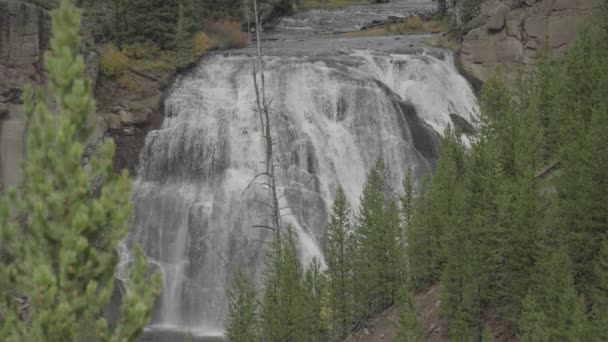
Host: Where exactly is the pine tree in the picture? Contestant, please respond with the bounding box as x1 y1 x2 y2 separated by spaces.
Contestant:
413 126 469 330
407 174 434 288
481 324 493 342
260 227 308 342
395 285 424 342
174 0 198 68
591 236 608 340
439 178 481 340
225 267 259 342
354 160 401 316
325 187 354 340
400 168 415 229
428 126 466 274
476 71 518 175
464 131 503 312
519 248 587 341
554 20 608 288
0 1 160 340
122 0 179 49
202 0 245 21
400 168 415 283
302 257 327 341
531 40 565 161
519 292 548 341
473 69 544 335
558 103 608 290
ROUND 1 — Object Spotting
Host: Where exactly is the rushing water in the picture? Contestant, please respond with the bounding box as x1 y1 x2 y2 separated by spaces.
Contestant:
118 0 478 339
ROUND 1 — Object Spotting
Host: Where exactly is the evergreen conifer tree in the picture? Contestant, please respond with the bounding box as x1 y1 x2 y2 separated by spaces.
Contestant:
551 25 607 288
427 126 466 277
481 324 493 342
463 132 503 311
395 285 424 342
420 126 471 340
122 0 179 49
439 178 480 340
407 174 434 288
173 0 199 67
0 1 160 340
225 267 259 342
354 160 401 316
302 257 327 341
591 236 608 340
400 168 415 282
260 227 307 341
520 248 586 341
325 187 354 340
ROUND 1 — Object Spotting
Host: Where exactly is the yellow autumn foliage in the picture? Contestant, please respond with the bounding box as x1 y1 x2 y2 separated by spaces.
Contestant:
100 46 128 78
193 32 218 57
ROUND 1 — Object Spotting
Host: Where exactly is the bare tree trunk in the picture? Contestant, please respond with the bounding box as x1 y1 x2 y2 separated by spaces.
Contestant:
251 0 281 244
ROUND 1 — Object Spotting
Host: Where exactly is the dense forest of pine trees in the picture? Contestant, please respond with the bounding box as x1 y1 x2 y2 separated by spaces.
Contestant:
110 0 244 47
107 0 297 48
227 1 608 340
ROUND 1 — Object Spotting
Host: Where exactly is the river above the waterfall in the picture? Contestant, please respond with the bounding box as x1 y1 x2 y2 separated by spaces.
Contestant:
232 0 437 56
129 1 477 341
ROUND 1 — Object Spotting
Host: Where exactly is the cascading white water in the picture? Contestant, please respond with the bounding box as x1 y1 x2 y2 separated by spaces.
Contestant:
119 49 477 336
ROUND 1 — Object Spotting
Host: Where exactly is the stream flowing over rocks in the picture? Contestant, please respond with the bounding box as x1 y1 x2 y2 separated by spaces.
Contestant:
117 1 478 341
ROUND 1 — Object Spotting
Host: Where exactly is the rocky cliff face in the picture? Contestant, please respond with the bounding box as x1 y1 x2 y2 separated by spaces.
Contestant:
0 0 165 193
0 0 55 192
458 0 601 84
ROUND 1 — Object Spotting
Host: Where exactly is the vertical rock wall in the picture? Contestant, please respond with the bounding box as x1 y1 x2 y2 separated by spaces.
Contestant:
0 0 54 192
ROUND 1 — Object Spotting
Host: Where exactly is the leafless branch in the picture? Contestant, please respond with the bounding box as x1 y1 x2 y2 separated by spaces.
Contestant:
241 172 272 197
252 225 275 230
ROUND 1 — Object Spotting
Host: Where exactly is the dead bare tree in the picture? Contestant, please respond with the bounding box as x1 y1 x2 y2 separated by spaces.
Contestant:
246 0 282 245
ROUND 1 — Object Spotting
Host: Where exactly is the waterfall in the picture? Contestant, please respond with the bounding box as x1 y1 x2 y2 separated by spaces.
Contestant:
118 49 477 336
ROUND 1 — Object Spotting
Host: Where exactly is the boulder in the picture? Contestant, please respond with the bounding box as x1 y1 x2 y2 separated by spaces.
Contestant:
486 3 511 32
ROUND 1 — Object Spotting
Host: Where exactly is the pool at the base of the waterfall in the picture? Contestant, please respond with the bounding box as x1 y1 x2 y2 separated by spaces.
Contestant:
138 325 224 342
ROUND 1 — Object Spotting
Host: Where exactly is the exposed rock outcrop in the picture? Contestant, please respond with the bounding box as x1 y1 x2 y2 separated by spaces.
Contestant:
0 0 165 192
458 0 601 83
0 0 52 192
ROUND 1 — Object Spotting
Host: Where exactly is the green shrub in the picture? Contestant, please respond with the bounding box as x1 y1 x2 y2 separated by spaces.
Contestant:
122 42 160 59
193 32 219 57
117 74 137 91
100 45 129 78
